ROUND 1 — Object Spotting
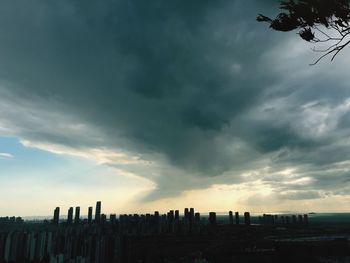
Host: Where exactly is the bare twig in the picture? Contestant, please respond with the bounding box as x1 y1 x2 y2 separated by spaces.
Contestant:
331 40 350 60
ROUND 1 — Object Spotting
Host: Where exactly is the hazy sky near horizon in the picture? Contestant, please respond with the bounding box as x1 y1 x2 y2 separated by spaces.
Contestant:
1 0 350 216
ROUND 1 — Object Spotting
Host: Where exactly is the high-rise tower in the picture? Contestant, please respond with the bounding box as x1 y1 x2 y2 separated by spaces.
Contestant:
53 207 60 225
88 207 93 224
95 201 101 223
209 212 217 226
244 212 251 225
67 207 73 225
229 211 234 225
74 207 80 224
235 212 239 225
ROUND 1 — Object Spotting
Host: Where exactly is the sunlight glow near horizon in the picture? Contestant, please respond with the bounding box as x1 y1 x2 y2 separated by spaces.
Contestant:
0 136 154 216
1 136 349 217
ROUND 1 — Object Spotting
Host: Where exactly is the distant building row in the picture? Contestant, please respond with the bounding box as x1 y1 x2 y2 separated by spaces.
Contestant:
53 201 102 226
258 214 309 225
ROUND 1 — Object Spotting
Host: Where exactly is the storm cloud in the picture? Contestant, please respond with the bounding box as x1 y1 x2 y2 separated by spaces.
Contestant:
0 0 350 202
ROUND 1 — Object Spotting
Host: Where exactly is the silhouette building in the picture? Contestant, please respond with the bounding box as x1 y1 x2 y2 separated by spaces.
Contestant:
244 212 251 225
88 207 93 224
67 207 73 225
195 212 200 223
189 208 194 222
175 210 179 221
235 212 239 224
95 201 101 224
101 214 107 225
303 214 309 225
229 211 234 225
184 208 189 220
0 202 321 263
209 212 217 226
110 214 117 225
53 207 59 225
74 207 80 224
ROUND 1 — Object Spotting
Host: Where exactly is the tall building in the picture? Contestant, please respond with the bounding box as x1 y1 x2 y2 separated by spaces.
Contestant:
209 212 217 226
168 210 174 221
244 212 250 225
229 211 234 225
110 214 117 225
101 214 107 225
95 201 101 224
88 207 93 224
3 232 11 262
195 212 200 223
74 207 80 224
53 207 60 226
235 212 239 225
174 210 179 221
189 208 194 222
67 207 73 225
184 208 189 220
154 211 160 219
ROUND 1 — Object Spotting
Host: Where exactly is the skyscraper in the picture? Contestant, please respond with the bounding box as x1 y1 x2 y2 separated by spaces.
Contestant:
95 201 101 224
229 211 233 225
74 207 80 224
195 212 200 223
67 207 73 225
235 212 239 225
189 208 194 222
209 212 217 226
88 207 93 224
154 211 160 219
53 207 60 226
110 214 117 225
184 208 189 220
303 214 309 225
174 210 179 221
244 212 250 225
101 214 107 225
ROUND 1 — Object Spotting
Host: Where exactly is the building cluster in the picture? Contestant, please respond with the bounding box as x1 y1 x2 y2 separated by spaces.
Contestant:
0 202 311 263
52 203 253 235
258 214 309 226
227 211 251 226
0 225 121 263
0 202 119 263
53 202 102 226
0 217 24 226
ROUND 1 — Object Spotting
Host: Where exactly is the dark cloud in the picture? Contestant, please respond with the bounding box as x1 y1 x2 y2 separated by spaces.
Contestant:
0 0 350 201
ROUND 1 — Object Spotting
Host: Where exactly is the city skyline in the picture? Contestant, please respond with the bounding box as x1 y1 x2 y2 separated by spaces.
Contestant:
1 0 350 216
0 200 320 263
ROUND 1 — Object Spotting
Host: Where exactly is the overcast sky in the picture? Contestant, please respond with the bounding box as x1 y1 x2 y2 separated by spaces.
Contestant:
1 0 350 216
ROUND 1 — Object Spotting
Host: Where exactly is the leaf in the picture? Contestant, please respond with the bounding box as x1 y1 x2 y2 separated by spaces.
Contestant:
257 14 272 22
270 13 299 31
298 27 315 42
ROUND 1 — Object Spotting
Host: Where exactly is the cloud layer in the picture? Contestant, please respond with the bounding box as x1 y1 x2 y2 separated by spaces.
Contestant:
0 0 349 203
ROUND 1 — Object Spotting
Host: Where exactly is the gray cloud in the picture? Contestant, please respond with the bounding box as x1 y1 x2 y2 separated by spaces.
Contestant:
0 0 350 201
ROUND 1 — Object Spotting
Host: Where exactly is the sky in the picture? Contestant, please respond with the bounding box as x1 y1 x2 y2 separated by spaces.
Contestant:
0 0 350 216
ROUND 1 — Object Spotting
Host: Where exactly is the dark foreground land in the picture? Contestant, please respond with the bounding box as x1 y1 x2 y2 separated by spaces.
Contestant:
125 224 350 263
0 210 349 263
